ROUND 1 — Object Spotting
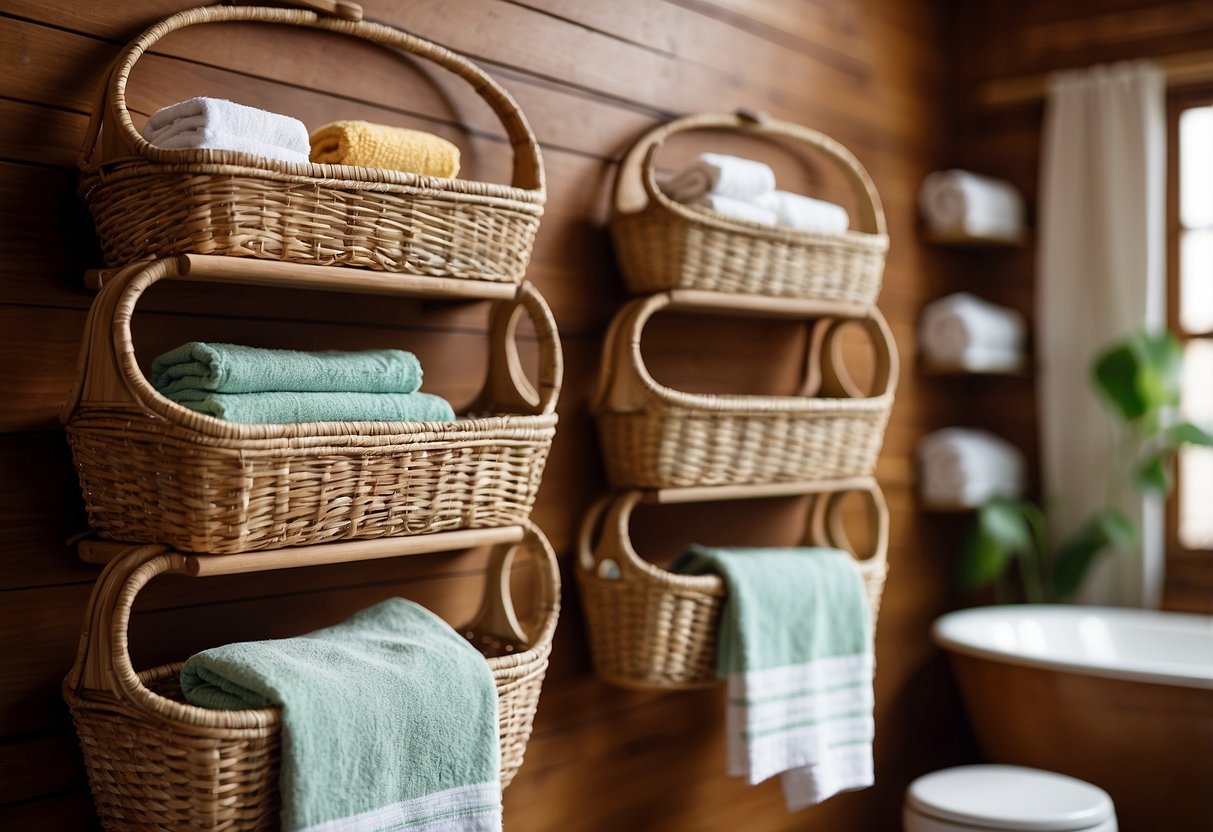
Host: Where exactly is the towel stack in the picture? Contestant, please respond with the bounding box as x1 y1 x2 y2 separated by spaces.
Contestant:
181 598 503 832
919 293 1027 372
142 97 460 177
141 97 311 164
919 170 1025 241
673 546 875 810
151 342 455 424
917 428 1027 508
661 152 850 233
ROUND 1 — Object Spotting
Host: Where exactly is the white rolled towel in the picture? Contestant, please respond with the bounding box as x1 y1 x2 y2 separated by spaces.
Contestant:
663 153 776 203
753 190 849 234
918 169 1025 240
917 428 1026 507
142 97 311 164
919 293 1026 368
689 194 778 226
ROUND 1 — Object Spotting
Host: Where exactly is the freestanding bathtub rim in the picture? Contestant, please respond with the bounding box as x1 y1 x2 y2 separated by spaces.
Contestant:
932 604 1213 691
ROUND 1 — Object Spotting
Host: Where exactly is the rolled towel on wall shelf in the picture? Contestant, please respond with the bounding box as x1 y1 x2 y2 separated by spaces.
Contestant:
142 96 311 164
310 120 462 177
918 169 1026 244
917 427 1027 509
919 293 1027 373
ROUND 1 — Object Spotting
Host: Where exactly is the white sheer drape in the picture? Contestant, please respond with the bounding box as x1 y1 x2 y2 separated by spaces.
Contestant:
1037 61 1166 606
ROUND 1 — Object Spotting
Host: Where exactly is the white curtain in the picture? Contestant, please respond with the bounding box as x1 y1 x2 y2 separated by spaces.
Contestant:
1037 61 1166 607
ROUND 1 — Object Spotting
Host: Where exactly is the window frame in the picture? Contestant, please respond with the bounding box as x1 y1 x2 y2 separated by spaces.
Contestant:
1164 82 1213 612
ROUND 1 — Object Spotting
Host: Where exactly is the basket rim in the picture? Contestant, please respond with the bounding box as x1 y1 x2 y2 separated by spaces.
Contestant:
81 5 545 202
593 291 899 418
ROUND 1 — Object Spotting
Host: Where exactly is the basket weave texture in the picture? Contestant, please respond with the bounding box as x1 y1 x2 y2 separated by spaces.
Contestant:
79 6 545 282
62 258 562 554
593 292 898 489
610 112 888 302
576 485 889 690
65 532 560 830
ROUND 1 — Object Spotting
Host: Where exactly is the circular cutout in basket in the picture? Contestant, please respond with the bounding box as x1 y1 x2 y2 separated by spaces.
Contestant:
576 482 889 690
79 5 544 280
611 111 888 302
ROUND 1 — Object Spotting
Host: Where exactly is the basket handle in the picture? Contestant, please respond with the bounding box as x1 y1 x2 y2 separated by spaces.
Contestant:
592 291 898 413
66 524 560 708
465 523 561 648
577 482 889 576
471 282 563 416
226 0 364 22
614 110 884 236
61 259 562 424
79 5 544 194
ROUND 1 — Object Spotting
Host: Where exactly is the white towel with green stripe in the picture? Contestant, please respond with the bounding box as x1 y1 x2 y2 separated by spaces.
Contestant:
672 545 875 810
180 598 501 832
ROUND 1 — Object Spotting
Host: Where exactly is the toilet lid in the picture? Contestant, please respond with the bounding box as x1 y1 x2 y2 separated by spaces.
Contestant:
906 766 1115 832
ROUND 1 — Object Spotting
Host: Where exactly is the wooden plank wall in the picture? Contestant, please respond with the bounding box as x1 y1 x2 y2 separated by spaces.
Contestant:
0 1 982 829
949 0 1213 614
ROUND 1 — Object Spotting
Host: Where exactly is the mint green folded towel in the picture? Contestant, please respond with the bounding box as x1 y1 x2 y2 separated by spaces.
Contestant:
151 342 424 395
671 546 874 810
166 389 455 424
181 598 501 832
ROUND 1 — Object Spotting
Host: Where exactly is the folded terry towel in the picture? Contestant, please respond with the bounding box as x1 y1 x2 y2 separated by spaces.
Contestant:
663 153 777 203
151 343 425 396
142 97 311 164
918 169 1025 240
689 194 778 226
672 546 875 810
310 121 461 178
181 598 501 832
753 190 850 234
165 390 455 424
917 427 1026 507
919 293 1026 368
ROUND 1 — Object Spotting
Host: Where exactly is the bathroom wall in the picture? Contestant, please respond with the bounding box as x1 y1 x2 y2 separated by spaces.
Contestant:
948 0 1213 614
0 1 976 829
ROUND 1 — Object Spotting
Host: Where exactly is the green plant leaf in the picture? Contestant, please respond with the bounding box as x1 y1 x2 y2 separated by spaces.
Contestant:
958 526 1012 590
1135 454 1172 493
1170 421 1213 447
1134 331 1183 409
978 498 1034 555
1093 343 1147 420
1050 510 1137 600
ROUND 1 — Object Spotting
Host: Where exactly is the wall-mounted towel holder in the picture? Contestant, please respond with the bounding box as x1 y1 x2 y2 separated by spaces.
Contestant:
593 290 898 489
576 478 889 690
64 521 560 830
62 255 562 555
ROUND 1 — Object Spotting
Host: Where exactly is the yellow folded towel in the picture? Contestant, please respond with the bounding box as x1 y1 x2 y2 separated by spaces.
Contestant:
309 121 460 178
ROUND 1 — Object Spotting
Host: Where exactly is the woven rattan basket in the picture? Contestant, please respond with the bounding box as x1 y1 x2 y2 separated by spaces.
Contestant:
593 291 898 489
576 481 889 690
78 4 544 281
611 111 888 302
62 255 562 554
65 525 560 830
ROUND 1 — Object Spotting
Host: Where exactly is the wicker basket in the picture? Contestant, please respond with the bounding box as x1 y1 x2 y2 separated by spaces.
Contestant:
64 525 560 830
576 481 889 690
593 291 898 489
611 111 888 302
62 255 562 554
78 4 544 282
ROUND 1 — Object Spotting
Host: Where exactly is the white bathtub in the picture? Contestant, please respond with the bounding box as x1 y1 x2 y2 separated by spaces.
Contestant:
932 605 1213 832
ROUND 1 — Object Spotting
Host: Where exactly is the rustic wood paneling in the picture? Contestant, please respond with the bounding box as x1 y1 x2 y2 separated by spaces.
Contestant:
0 0 986 829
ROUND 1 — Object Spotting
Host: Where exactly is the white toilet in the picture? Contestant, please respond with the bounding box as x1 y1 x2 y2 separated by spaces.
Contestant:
904 765 1117 832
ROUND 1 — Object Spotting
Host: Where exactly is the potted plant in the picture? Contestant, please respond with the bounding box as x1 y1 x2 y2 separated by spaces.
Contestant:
959 330 1213 602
